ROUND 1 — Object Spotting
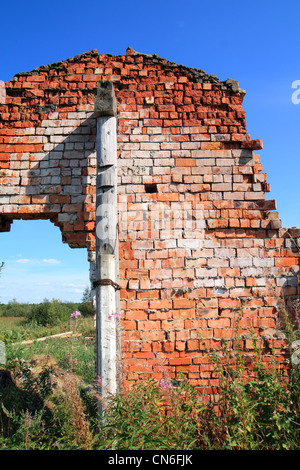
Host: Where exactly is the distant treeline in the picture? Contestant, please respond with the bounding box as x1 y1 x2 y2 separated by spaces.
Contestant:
0 297 93 326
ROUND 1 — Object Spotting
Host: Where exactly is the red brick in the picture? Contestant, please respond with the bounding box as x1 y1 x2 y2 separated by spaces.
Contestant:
150 269 172 280
275 258 299 267
137 290 159 300
138 320 161 330
201 142 221 150
141 330 165 341
207 318 231 328
125 311 148 320
122 320 137 330
175 158 196 167
169 357 192 365
173 298 195 309
126 268 149 279
149 299 172 309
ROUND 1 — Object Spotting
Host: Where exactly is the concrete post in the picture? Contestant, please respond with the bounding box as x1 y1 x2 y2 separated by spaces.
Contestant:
94 81 120 400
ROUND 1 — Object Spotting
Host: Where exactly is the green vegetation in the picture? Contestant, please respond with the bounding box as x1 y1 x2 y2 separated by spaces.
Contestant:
0 296 299 450
0 295 93 344
94 305 300 451
0 295 93 321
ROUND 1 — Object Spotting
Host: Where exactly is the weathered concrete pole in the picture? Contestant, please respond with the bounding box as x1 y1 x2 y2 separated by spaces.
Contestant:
94 81 120 399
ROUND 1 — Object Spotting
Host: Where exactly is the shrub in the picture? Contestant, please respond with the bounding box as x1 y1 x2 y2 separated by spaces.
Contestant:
50 370 94 450
206 306 300 450
77 301 93 318
0 299 33 318
95 378 207 450
27 299 74 327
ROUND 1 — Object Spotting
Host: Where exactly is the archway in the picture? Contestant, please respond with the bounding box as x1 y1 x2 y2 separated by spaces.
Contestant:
0 219 90 304
0 218 95 383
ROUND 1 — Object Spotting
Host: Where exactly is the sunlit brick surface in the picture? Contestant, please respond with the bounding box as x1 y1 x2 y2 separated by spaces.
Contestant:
0 48 299 401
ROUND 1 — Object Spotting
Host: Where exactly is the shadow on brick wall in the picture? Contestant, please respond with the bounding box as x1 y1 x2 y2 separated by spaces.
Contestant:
23 115 97 251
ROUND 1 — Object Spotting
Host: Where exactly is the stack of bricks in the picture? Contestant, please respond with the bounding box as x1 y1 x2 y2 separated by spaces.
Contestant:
0 47 299 401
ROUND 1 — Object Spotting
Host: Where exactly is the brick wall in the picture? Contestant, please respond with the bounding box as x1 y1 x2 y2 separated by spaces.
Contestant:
0 47 299 400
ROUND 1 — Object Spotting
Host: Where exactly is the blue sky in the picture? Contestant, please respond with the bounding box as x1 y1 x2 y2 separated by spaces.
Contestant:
0 220 89 304
0 0 299 303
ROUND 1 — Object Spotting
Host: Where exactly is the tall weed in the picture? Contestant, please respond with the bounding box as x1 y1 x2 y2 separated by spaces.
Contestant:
0 300 299 450
95 378 207 450
206 306 300 450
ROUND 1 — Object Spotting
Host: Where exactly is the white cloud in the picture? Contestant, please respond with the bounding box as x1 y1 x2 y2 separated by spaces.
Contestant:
62 283 88 288
14 258 61 265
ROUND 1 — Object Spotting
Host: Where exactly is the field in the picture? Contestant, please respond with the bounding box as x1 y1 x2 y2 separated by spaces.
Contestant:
0 302 299 450
8 330 94 382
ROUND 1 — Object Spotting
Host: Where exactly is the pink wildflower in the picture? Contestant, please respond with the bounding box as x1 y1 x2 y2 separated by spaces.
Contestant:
108 312 121 319
71 310 81 318
159 379 172 388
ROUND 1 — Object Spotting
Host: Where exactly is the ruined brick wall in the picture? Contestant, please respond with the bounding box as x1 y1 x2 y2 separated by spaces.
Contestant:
0 48 299 400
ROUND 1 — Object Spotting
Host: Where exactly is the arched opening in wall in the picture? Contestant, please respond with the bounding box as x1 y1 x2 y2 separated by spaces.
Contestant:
0 219 96 430
0 219 90 305
0 219 95 356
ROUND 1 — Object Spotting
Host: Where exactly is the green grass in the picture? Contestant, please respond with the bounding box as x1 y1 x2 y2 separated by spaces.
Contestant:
0 316 95 344
0 317 25 326
7 337 95 384
1 316 95 383
0 316 26 335
0 306 299 450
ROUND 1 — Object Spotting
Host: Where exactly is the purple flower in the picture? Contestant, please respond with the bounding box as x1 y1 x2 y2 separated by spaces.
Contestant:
71 310 81 318
108 312 121 319
159 379 172 388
